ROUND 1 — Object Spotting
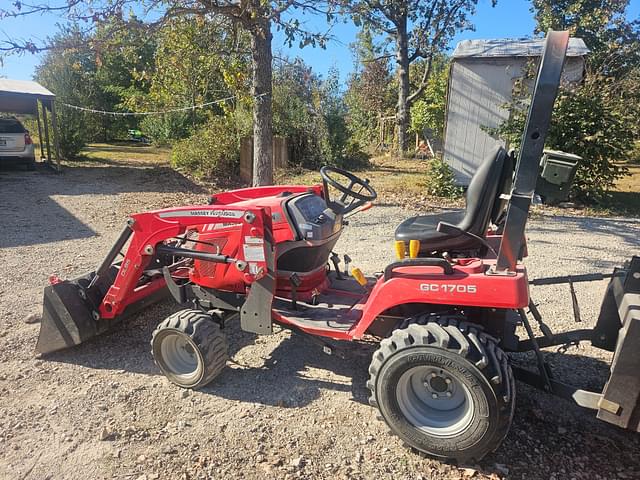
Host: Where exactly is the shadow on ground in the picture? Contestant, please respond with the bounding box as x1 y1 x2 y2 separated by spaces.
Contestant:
0 160 207 248
42 304 640 478
41 299 373 408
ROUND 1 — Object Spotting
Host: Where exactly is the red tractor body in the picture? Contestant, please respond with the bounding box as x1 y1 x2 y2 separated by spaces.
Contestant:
35 32 640 462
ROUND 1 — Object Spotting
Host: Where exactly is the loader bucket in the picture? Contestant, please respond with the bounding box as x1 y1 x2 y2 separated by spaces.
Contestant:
35 271 119 355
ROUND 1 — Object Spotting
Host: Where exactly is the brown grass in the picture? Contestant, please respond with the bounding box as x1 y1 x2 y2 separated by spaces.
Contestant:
607 162 640 215
75 143 639 217
277 155 464 210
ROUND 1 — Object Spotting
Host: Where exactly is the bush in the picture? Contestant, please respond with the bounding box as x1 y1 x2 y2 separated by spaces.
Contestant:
141 112 193 146
424 158 463 198
171 115 239 178
337 140 371 170
495 70 633 204
55 108 86 158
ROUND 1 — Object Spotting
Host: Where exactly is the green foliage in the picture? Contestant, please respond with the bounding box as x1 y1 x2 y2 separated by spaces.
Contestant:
349 1 484 153
32 14 368 175
138 16 249 142
496 72 633 203
532 0 640 76
424 157 463 198
170 115 239 178
410 59 449 139
551 79 633 203
272 60 369 170
139 113 193 146
90 19 156 140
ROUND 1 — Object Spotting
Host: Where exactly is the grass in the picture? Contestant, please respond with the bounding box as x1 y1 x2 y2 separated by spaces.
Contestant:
606 163 640 215
72 142 640 217
79 142 171 166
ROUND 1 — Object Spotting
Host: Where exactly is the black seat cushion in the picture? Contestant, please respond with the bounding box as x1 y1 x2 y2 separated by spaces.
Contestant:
395 210 484 252
395 146 508 254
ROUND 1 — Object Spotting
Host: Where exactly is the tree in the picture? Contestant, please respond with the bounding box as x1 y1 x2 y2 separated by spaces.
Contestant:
35 27 96 157
532 0 640 75
1 1 332 186
346 0 486 155
409 55 449 142
136 16 249 144
344 26 394 148
91 18 157 140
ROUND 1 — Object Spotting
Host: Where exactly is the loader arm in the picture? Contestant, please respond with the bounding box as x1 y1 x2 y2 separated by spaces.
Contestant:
98 205 273 319
37 204 274 355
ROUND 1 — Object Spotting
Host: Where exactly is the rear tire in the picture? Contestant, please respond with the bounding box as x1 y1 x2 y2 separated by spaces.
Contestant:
151 309 229 389
26 159 36 171
367 315 515 462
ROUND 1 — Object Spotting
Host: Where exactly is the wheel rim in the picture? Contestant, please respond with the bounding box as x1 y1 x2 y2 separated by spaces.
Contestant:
157 330 203 385
396 365 475 437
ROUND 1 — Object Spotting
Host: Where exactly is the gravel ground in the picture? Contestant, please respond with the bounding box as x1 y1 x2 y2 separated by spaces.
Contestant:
1 160 639 480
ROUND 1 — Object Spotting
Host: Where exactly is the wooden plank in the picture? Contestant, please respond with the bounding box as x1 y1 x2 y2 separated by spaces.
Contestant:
41 101 52 165
35 99 45 160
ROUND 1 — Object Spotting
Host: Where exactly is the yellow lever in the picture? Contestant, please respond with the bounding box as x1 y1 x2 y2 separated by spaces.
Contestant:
394 240 406 260
351 267 367 286
409 240 420 259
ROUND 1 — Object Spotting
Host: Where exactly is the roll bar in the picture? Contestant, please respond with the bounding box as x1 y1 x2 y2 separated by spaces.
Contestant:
494 31 570 274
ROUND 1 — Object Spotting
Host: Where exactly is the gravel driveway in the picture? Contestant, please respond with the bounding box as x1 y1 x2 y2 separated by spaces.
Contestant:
1 160 639 480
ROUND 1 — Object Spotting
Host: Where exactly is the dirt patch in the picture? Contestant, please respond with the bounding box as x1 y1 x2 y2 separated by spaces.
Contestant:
1 159 639 480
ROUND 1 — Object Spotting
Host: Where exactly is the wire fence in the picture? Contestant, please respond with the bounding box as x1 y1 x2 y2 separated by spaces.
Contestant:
57 92 267 117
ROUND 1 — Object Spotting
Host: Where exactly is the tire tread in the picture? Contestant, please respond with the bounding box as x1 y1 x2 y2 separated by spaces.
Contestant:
367 313 515 462
151 309 229 389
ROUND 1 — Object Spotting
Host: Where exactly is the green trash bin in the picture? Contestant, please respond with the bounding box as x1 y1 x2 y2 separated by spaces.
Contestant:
535 149 581 204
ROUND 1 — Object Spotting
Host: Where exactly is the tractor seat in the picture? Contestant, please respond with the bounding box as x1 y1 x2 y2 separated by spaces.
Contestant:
395 146 512 255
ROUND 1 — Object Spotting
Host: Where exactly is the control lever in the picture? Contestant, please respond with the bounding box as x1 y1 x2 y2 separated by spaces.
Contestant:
289 273 302 310
436 222 497 257
344 201 373 219
330 252 343 280
343 254 352 276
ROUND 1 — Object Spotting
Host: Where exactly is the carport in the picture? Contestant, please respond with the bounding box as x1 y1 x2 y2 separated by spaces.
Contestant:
0 78 61 170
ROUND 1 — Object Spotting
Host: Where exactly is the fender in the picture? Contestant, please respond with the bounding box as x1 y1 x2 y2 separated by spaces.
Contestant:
350 259 529 339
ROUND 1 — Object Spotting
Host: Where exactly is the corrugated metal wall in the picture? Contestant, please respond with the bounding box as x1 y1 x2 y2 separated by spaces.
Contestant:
443 57 584 185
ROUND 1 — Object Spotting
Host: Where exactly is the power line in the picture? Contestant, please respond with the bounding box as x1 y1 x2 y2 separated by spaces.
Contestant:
57 92 267 117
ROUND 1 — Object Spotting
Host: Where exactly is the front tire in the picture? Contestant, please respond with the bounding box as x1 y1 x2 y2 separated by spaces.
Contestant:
151 309 229 389
367 316 515 462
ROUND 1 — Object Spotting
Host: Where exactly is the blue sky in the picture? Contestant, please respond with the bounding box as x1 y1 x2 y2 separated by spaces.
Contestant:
1 0 639 84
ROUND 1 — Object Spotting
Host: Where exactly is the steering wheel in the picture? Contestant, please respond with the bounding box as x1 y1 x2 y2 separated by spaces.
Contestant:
320 166 377 215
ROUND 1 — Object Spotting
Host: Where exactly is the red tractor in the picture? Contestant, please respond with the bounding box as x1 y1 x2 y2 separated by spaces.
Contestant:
36 32 640 462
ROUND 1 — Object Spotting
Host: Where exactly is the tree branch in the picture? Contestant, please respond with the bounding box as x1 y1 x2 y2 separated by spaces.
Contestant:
407 52 434 105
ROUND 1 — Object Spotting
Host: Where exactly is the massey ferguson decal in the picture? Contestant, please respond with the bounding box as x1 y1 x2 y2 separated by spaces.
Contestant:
158 209 245 219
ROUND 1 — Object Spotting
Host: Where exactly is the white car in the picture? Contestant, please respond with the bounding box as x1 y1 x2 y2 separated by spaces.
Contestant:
0 117 36 170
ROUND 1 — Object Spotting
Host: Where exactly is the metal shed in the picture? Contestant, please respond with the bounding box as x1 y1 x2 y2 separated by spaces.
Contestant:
0 78 61 170
442 37 589 184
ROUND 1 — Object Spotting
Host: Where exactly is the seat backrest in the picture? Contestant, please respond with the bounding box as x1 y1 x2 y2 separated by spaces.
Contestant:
456 145 508 236
490 149 515 225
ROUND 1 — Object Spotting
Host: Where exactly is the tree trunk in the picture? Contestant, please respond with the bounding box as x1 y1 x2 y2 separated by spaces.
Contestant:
250 17 274 186
395 16 410 157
